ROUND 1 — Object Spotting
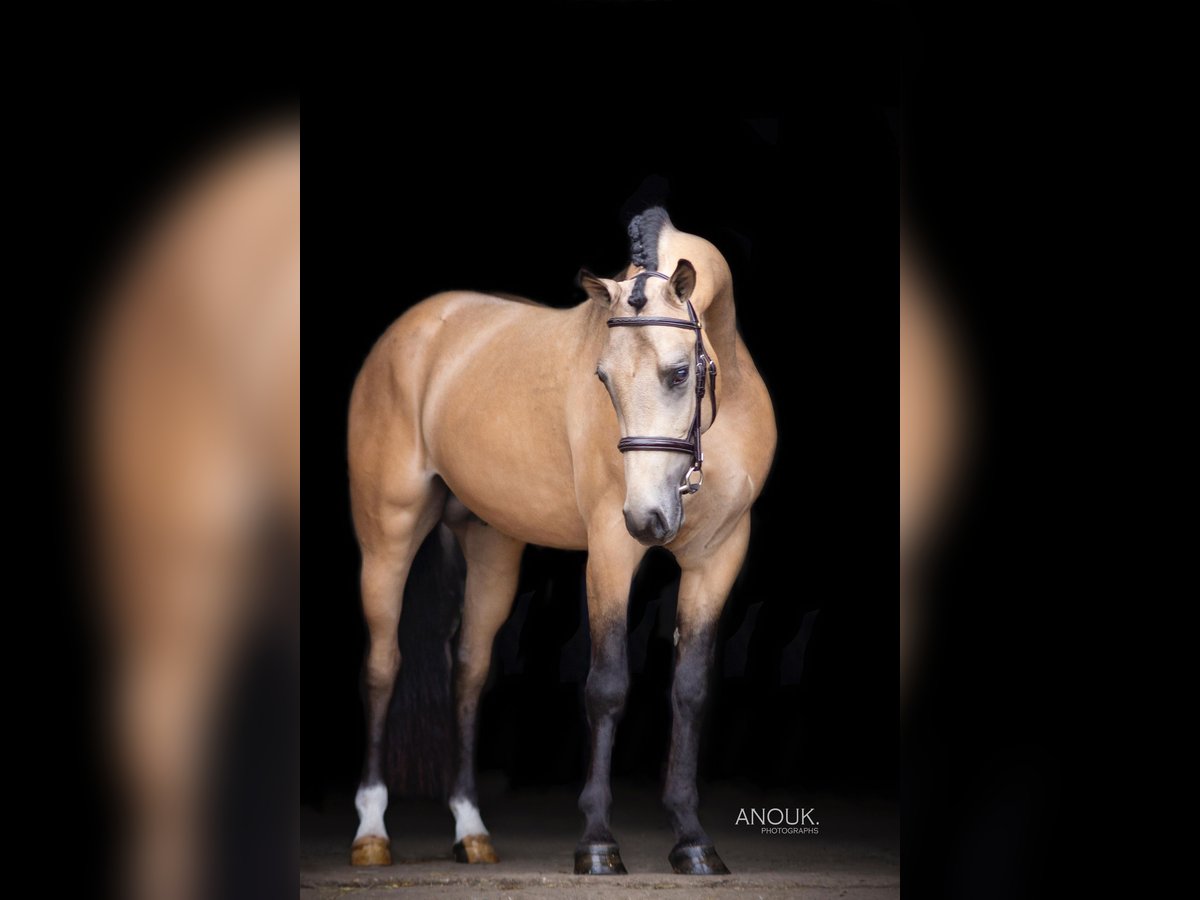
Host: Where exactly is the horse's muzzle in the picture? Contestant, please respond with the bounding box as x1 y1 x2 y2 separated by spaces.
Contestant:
623 505 679 545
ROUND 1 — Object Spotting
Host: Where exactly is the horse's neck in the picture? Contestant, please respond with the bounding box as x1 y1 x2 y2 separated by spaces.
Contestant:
698 280 739 381
656 235 742 385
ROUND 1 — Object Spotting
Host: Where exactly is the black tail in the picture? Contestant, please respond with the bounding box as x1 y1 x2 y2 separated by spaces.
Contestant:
385 524 464 798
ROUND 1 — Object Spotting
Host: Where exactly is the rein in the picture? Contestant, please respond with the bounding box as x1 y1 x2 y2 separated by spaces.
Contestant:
606 272 718 495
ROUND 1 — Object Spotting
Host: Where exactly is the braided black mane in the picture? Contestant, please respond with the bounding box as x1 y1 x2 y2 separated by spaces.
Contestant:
627 206 672 271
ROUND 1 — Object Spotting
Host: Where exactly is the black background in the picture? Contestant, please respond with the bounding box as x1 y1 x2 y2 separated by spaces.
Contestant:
303 106 898 804
900 7 1124 895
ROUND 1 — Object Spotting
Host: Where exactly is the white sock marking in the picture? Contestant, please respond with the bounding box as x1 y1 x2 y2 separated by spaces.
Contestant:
354 783 389 840
449 795 488 841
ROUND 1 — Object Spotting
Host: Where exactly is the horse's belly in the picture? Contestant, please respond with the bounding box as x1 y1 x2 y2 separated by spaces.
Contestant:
437 464 588 549
427 409 587 549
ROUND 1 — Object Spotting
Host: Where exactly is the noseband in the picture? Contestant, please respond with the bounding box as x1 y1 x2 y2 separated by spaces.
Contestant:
606 271 718 494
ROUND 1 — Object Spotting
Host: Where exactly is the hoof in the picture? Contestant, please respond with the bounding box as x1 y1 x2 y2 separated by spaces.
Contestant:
350 835 391 866
453 833 499 864
574 841 628 875
669 842 730 875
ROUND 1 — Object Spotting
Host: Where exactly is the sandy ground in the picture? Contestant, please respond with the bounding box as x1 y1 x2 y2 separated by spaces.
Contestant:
301 778 898 898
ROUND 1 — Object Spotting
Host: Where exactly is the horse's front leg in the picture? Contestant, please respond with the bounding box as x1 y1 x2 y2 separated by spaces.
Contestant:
575 525 645 875
665 513 752 875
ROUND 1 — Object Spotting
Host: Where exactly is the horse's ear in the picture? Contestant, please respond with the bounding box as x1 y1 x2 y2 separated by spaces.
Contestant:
577 268 617 307
669 259 697 303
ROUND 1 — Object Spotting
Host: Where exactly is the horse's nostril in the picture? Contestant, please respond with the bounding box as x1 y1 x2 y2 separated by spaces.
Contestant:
623 506 671 541
651 509 668 537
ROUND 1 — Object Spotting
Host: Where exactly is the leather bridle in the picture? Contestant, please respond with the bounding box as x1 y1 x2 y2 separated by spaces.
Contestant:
606 271 718 495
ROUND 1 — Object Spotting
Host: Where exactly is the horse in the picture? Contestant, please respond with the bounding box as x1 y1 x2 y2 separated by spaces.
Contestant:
92 123 299 900
347 207 776 875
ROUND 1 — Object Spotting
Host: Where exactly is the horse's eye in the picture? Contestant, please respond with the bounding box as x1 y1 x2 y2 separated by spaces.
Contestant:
671 366 690 386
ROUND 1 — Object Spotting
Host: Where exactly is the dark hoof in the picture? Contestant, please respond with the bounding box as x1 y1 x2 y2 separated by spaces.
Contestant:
574 841 628 875
669 842 730 875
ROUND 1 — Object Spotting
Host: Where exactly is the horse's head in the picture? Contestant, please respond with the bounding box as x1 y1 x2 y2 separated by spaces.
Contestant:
581 259 720 546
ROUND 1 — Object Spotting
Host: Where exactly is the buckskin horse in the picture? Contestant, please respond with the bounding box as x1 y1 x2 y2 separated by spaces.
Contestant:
347 208 776 875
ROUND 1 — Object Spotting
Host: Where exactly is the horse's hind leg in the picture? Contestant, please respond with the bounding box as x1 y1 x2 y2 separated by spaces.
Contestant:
350 476 447 866
444 512 524 863
109 493 251 900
